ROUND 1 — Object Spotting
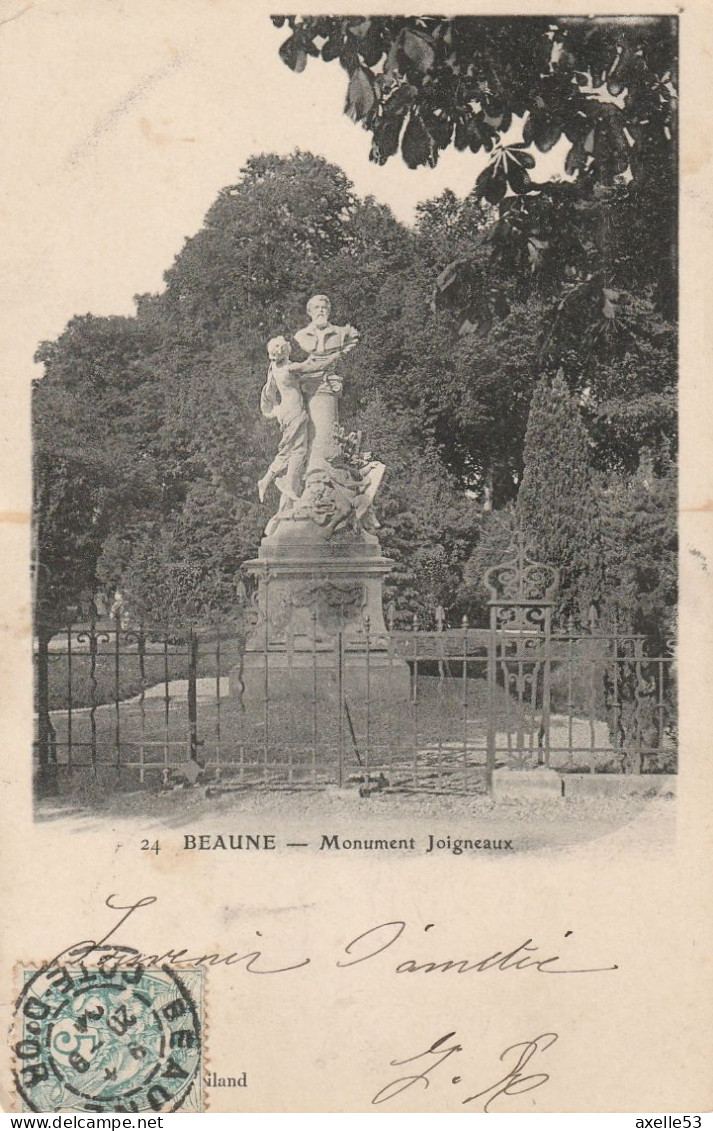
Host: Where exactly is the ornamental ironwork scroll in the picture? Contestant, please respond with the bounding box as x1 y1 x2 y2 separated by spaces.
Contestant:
484 530 560 631
485 531 560 780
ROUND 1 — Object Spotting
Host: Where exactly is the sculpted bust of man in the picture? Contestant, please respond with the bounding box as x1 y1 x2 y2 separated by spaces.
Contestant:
293 294 359 396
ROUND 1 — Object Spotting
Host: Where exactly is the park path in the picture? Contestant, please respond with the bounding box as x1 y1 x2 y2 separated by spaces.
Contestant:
47 678 614 762
47 676 229 716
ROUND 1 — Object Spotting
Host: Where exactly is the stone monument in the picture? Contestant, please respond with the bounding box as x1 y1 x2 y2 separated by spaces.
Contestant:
240 295 405 698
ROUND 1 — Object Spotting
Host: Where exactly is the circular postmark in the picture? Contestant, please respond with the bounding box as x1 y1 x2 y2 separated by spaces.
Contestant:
12 964 202 1113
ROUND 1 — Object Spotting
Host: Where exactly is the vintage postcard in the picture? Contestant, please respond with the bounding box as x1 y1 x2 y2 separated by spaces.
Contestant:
1 0 712 1115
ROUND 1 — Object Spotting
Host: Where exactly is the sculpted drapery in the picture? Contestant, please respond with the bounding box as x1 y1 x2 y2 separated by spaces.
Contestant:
258 295 383 541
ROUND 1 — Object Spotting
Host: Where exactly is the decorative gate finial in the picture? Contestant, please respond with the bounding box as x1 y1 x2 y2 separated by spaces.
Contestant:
484 528 560 606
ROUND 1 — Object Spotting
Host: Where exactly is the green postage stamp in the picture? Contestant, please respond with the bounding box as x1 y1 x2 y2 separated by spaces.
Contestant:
12 965 203 1113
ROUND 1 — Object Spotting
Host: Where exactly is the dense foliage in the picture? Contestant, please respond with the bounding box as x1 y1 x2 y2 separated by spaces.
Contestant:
269 15 678 636
517 371 605 622
274 16 677 337
33 143 676 638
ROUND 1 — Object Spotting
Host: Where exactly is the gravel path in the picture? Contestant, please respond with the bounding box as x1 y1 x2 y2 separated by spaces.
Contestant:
37 778 675 858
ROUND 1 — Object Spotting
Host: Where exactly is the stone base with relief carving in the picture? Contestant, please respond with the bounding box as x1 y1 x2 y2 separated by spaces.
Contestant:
234 526 411 708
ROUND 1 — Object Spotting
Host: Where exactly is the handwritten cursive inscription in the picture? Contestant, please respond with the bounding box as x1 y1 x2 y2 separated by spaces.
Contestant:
51 896 312 975
337 919 618 975
372 1030 559 1111
47 895 618 980
31 897 604 1112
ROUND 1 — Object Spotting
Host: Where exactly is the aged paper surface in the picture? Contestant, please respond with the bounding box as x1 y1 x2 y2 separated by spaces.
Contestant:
1 0 711 1114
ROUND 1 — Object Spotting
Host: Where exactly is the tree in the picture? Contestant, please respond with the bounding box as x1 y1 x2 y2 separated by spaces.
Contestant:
349 394 478 620
157 151 359 351
516 370 605 622
581 294 676 475
32 330 162 795
458 505 519 625
599 458 677 645
33 315 164 629
34 153 484 629
274 16 677 335
33 149 675 643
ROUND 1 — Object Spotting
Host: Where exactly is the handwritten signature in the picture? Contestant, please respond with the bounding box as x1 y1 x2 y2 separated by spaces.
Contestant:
372 1030 559 1111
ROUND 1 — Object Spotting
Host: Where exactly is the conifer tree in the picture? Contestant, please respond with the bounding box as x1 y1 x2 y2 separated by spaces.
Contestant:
517 371 604 623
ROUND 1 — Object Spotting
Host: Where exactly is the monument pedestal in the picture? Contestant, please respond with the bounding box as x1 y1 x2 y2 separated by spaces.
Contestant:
245 526 392 642
233 524 410 707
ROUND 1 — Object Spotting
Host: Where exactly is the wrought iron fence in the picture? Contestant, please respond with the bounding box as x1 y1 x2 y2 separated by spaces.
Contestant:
34 600 676 799
483 535 676 779
34 612 491 796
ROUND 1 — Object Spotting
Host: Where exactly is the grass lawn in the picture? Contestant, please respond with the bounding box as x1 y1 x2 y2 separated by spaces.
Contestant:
41 635 239 711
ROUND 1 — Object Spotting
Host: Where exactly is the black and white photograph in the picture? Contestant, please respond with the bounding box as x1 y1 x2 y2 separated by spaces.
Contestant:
29 12 678 849
2 1 711 1117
